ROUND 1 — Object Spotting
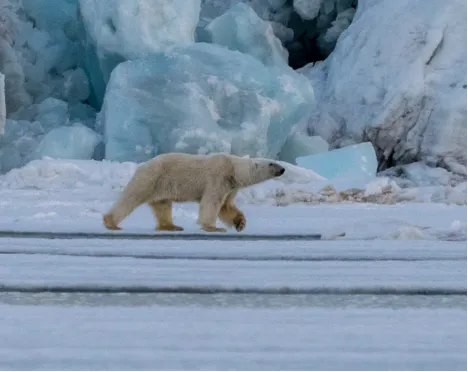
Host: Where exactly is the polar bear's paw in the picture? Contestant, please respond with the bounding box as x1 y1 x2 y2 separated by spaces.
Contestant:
233 213 246 232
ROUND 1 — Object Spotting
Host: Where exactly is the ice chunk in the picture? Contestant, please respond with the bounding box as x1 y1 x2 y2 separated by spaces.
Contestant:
279 132 328 164
78 0 201 107
316 7 355 56
303 0 467 175
293 0 322 20
199 0 293 28
102 42 314 163
35 123 101 160
205 3 288 67
0 118 44 173
296 142 377 182
35 98 69 131
0 72 5 135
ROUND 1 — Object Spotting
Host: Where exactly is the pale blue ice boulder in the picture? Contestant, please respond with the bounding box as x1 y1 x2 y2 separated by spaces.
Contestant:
101 42 315 163
35 98 69 132
0 118 45 173
296 142 377 182
35 123 101 160
279 132 329 164
78 0 201 107
205 3 289 67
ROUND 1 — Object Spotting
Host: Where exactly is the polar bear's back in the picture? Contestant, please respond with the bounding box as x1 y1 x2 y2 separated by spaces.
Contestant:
134 153 235 203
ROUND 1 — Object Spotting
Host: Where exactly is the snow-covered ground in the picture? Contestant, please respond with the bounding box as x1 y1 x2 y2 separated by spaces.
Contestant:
0 159 466 370
0 305 466 370
0 158 465 240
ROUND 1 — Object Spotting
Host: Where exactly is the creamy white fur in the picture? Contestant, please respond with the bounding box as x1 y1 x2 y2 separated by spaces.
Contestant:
103 153 284 232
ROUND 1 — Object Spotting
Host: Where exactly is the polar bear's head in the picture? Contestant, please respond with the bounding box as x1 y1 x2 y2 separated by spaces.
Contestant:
233 158 285 187
254 159 285 179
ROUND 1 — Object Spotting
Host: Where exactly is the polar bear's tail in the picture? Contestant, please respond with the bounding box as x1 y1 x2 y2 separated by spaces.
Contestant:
103 170 154 230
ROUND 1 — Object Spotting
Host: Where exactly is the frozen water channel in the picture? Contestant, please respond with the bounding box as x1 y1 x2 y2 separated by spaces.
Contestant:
0 236 466 370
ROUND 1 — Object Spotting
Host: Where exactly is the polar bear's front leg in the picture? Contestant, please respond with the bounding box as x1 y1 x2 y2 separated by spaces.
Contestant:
148 200 184 231
218 191 246 232
198 191 227 233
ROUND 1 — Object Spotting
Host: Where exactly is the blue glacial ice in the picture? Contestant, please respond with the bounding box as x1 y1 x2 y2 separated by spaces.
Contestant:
35 123 101 160
102 42 314 163
0 96 98 172
78 0 201 107
296 142 377 183
204 3 289 67
279 132 329 164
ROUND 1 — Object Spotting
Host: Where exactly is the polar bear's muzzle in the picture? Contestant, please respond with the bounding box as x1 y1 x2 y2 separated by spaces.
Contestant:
269 162 285 177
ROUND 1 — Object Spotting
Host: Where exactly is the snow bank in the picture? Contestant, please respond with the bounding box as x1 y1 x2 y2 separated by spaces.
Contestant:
1 159 465 206
302 0 467 176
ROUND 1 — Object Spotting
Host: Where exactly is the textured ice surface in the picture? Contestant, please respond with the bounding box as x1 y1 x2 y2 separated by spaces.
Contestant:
78 0 201 107
296 142 377 182
35 124 101 160
205 3 288 67
303 0 467 175
279 132 328 164
102 42 314 162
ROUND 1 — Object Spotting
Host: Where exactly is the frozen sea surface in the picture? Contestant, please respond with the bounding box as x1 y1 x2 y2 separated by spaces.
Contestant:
0 170 466 370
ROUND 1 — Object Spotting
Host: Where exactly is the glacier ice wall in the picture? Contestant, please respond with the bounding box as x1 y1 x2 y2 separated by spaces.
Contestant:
78 0 201 107
102 42 314 163
302 0 467 176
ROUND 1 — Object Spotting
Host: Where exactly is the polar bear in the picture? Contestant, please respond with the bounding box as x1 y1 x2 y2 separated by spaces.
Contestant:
103 153 285 233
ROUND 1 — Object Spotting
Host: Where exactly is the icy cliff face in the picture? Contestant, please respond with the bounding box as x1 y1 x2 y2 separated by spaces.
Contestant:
302 0 467 176
0 0 465 186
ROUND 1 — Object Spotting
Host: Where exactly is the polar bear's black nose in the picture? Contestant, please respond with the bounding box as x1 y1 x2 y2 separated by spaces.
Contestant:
276 166 285 176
